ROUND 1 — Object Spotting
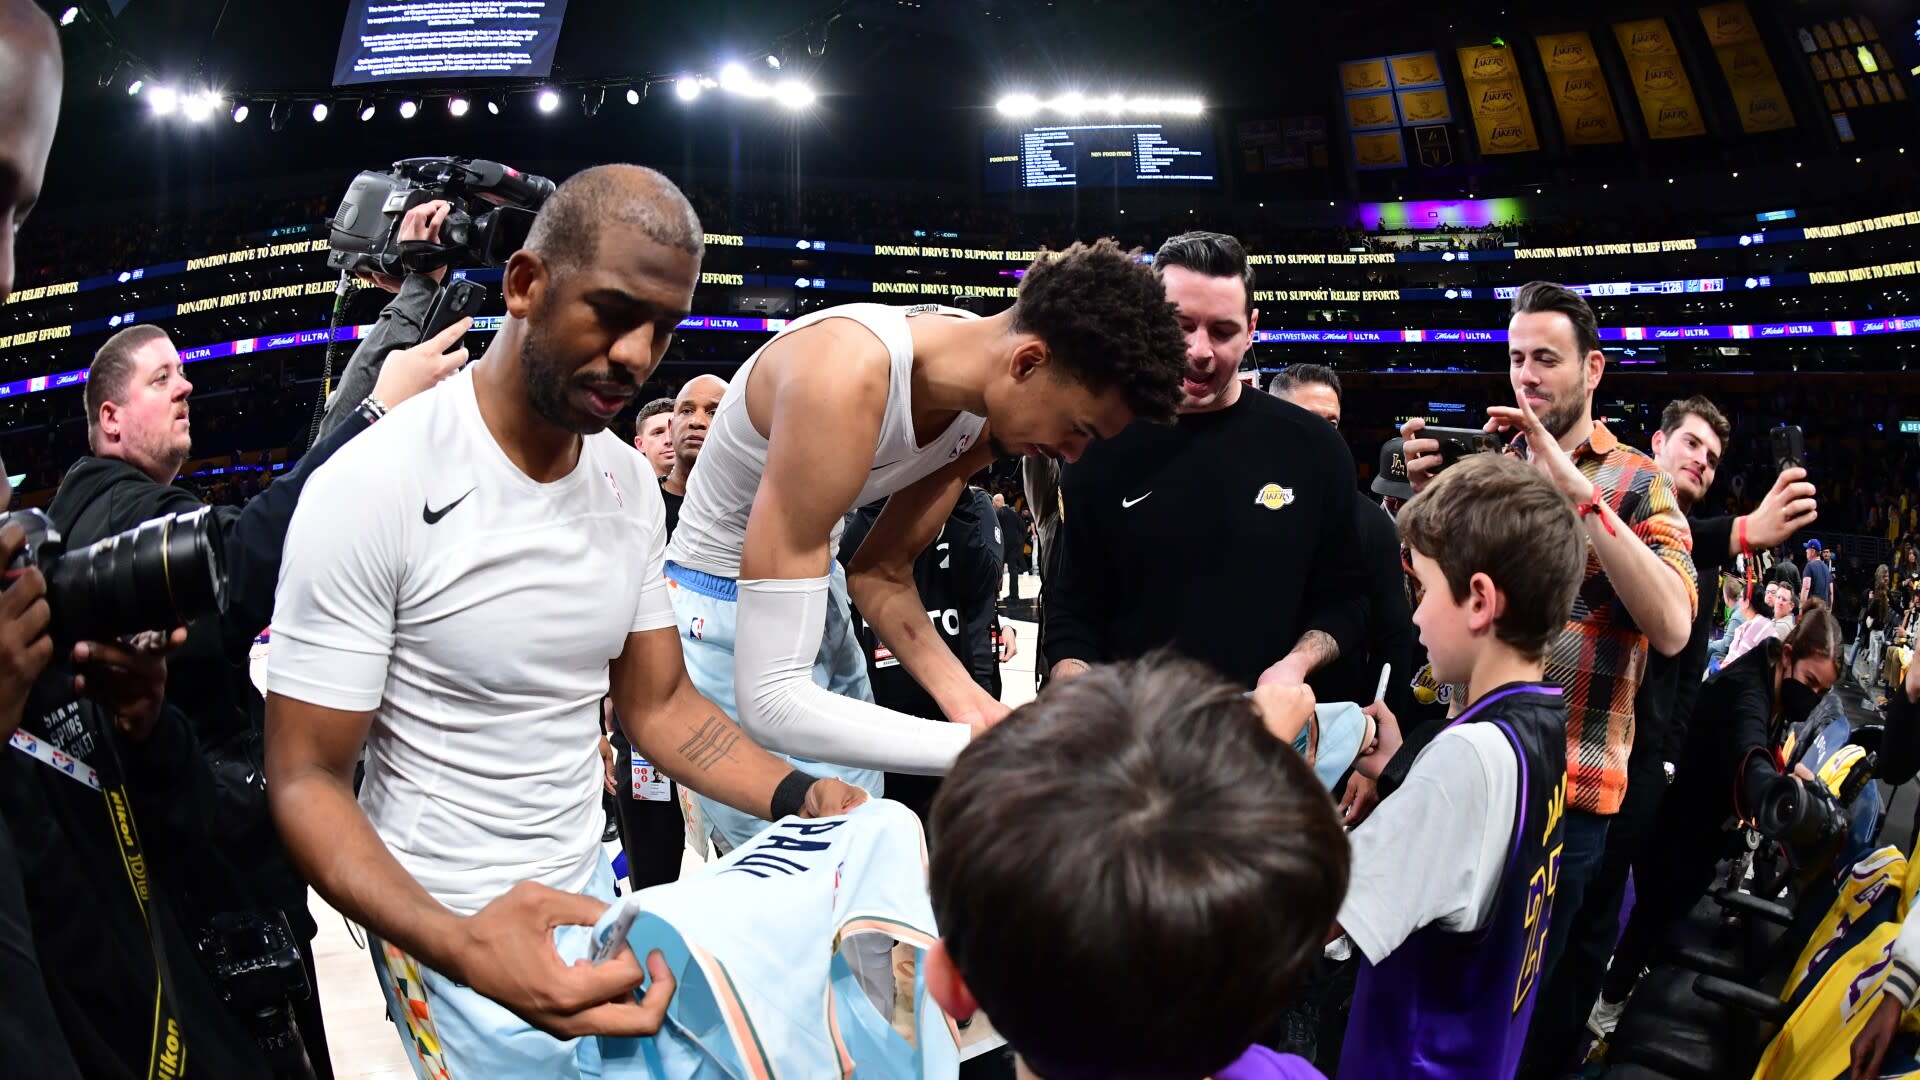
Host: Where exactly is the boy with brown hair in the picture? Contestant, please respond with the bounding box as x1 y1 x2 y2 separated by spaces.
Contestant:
925 655 1349 1080
1334 453 1587 1079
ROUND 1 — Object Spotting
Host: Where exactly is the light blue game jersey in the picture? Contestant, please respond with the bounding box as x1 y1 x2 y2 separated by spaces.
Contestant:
565 800 962 1079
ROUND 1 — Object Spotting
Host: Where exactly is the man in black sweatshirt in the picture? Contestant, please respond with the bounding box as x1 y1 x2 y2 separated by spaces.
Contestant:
1267 364 1414 828
1522 395 1820 1070
1044 231 1364 692
40 313 466 1076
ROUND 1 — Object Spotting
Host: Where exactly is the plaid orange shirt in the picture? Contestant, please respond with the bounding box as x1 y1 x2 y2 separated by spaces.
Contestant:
1511 421 1697 816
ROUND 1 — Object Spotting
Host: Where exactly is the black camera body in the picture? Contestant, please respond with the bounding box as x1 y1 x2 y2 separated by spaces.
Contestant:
326 156 557 279
1422 425 1502 471
197 911 315 1079
0 507 226 644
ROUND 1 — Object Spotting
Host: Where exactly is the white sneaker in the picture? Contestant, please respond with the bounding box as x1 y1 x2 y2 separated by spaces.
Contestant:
1587 995 1628 1039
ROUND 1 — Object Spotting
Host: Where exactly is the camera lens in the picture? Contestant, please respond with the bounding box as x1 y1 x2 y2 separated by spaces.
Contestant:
44 506 227 643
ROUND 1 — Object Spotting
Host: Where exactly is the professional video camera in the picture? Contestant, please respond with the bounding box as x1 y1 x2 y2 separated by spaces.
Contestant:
326 156 556 279
0 507 225 644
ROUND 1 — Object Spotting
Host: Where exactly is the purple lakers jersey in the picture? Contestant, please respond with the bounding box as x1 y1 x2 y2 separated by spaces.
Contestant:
1338 682 1569 1079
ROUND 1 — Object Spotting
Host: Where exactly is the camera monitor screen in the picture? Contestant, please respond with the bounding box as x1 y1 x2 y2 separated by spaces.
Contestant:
984 121 1219 192
333 0 571 86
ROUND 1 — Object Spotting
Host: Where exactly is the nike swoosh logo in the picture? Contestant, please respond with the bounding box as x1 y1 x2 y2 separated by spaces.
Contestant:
423 488 476 525
1122 492 1152 508
871 458 905 472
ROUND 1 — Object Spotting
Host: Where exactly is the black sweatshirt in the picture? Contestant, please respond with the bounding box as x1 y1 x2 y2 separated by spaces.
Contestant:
1044 389 1366 689
1311 493 1416 718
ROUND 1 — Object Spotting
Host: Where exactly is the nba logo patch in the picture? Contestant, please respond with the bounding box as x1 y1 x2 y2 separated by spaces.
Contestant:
602 470 623 507
950 431 975 460
689 616 705 640
1253 483 1295 510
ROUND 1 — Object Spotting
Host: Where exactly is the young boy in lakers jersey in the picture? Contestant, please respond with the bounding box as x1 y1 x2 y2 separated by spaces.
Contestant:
1333 454 1585 1079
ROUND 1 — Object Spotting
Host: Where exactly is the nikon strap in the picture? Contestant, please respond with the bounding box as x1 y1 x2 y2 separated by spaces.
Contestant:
11 721 190 1079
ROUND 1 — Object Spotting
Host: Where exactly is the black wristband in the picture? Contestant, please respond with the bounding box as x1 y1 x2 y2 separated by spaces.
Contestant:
769 769 817 821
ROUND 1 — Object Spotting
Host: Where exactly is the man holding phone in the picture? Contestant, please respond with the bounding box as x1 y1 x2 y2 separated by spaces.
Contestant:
1400 282 1698 999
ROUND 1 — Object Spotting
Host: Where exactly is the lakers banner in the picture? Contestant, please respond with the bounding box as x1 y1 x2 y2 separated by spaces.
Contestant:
1345 92 1400 131
1698 1 1795 133
1387 51 1445 89
1350 130 1406 171
1613 17 1708 139
1535 31 1624 144
1340 58 1391 95
1456 45 1540 154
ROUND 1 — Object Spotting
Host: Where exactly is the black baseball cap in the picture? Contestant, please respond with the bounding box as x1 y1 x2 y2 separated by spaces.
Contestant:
1372 438 1416 500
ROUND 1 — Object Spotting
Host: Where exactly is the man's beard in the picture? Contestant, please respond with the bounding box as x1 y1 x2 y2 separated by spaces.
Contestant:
1537 385 1589 442
519 318 630 435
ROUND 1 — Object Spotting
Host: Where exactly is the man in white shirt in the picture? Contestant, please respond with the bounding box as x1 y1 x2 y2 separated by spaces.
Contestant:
264 165 864 1077
665 243 1188 851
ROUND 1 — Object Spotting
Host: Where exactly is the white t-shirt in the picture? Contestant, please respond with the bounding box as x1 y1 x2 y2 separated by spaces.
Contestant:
1338 723 1518 964
267 365 676 916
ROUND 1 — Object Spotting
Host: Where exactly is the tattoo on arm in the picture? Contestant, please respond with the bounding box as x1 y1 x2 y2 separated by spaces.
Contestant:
677 714 743 771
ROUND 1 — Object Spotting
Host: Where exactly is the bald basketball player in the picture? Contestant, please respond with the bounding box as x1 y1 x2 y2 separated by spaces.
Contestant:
665 241 1188 849
657 373 726 534
266 165 865 1075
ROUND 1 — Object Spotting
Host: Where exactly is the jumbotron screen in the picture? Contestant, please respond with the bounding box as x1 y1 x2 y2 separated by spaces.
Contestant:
983 121 1220 192
332 0 570 86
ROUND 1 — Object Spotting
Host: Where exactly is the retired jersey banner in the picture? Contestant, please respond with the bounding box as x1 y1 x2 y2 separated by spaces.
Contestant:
1613 17 1708 138
1387 51 1446 89
1457 45 1541 154
1698 1 1795 132
1340 58 1391 95
1346 91 1400 131
1535 30 1624 144
1350 129 1407 171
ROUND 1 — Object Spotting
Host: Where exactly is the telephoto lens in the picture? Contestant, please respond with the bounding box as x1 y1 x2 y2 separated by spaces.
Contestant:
1 506 227 643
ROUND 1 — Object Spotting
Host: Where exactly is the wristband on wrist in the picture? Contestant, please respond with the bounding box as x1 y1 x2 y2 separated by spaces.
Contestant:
1576 481 1618 537
769 768 817 821
357 394 389 425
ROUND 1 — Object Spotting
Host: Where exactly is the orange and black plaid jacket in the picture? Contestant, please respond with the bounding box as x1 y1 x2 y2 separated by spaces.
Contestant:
1512 421 1697 816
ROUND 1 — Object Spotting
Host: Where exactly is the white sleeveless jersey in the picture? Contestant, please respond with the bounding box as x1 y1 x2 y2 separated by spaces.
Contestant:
564 799 962 1079
666 304 989 580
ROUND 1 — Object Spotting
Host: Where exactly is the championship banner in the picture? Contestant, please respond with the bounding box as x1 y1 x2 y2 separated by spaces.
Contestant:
1350 130 1407 171
1456 45 1541 154
1698 1 1795 133
1535 30 1624 144
1345 92 1400 131
1395 87 1452 125
1387 51 1445 89
1612 17 1708 138
1340 58 1390 95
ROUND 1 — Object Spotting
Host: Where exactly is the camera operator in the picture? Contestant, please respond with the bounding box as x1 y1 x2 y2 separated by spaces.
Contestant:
44 261 469 1075
315 200 458 440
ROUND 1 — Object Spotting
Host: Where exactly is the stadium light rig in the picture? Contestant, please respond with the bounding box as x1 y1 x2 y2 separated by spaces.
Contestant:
448 96 470 117
58 6 79 27
398 98 419 119
537 87 561 113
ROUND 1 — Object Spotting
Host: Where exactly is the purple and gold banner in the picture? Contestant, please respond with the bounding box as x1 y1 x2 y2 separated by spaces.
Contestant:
1535 30 1624 145
1699 1 1794 133
1350 129 1407 170
1387 51 1446 89
1345 91 1400 131
1613 17 1708 138
1456 45 1540 154
1340 58 1391 95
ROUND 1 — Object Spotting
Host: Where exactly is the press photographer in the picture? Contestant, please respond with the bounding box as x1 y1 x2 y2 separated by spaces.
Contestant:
41 238 470 1076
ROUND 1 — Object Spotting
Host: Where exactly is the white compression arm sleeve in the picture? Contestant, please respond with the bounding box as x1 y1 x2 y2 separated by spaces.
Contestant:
733 575 973 774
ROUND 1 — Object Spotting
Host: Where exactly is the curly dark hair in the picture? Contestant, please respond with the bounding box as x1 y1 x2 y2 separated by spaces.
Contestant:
1010 239 1185 425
